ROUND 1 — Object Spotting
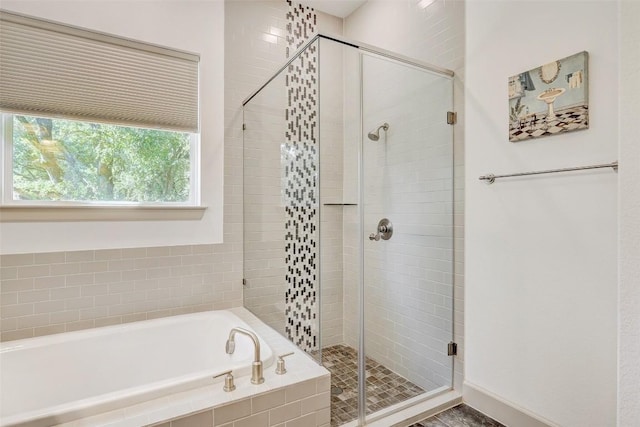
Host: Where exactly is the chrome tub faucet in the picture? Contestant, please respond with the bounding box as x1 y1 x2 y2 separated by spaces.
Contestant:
225 327 264 384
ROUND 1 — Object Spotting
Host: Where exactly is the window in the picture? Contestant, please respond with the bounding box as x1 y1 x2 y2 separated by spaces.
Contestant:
2 114 198 205
0 10 201 214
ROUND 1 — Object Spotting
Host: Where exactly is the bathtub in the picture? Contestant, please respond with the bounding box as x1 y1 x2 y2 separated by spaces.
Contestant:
0 310 274 427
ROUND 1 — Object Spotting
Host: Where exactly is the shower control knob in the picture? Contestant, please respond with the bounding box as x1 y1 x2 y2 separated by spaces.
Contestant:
370 218 393 241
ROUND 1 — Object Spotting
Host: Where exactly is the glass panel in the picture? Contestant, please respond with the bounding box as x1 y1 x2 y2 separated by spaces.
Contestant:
244 36 455 426
361 53 454 419
243 70 288 338
317 38 363 426
243 40 322 362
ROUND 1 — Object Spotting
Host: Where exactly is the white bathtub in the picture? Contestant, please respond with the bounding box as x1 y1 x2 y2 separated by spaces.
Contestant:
0 310 274 427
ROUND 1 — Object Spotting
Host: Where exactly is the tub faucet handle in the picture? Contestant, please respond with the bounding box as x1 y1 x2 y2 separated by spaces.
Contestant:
213 370 236 392
275 352 295 375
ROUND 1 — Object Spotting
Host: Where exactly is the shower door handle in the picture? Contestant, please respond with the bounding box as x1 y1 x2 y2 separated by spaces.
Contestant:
369 218 393 241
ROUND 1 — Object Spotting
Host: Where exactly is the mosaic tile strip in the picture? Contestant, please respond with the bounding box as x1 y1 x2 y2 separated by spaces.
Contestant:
286 0 317 56
322 345 425 426
283 0 319 352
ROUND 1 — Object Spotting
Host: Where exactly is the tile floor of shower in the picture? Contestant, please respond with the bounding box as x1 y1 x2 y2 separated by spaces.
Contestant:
323 344 504 427
322 344 425 426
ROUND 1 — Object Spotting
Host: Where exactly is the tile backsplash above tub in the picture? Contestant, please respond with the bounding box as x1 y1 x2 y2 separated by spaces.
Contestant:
0 244 242 341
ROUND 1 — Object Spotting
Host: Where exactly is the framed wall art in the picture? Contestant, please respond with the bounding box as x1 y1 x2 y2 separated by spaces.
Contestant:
508 51 589 142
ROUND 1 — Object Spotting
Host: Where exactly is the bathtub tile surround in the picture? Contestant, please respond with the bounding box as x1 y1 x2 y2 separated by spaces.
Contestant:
49 308 330 427
0 244 240 342
148 377 330 427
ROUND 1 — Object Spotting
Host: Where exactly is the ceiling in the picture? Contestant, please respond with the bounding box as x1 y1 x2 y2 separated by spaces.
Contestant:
302 0 367 18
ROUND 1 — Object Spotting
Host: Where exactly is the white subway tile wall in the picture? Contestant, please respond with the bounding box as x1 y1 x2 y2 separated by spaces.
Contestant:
341 47 362 356
243 72 289 335
237 1 346 350
0 245 241 341
318 31 347 349
229 0 289 337
362 56 454 391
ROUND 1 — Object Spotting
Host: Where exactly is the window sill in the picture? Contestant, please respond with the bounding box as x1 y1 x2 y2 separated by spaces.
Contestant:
0 205 207 222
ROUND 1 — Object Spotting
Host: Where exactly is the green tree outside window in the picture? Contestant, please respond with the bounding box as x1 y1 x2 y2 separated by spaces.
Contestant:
11 115 191 203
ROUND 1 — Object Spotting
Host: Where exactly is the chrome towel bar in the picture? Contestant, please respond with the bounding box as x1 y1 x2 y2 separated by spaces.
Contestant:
479 161 618 184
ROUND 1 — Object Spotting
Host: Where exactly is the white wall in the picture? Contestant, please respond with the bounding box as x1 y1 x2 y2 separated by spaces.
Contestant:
0 1 224 254
465 2 618 426
619 0 640 425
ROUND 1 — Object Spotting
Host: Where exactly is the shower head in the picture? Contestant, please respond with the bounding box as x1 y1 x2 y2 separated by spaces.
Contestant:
367 123 389 141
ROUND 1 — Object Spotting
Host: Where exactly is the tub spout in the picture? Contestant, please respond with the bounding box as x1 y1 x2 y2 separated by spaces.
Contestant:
226 327 264 384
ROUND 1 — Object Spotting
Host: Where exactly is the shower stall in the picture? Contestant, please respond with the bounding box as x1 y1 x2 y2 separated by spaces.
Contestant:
243 34 454 426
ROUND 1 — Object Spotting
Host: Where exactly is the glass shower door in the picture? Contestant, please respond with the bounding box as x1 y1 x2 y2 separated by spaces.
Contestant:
361 53 454 419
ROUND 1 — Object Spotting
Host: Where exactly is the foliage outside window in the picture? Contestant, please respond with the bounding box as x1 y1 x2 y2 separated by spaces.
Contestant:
2 114 197 205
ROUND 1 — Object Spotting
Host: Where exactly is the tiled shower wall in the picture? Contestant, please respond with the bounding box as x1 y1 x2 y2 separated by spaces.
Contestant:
243 74 289 336
344 0 466 390
239 0 345 351
363 58 454 391
318 35 347 348
341 49 455 392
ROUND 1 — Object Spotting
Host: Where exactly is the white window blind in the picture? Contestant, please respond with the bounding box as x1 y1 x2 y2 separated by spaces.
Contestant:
0 10 199 132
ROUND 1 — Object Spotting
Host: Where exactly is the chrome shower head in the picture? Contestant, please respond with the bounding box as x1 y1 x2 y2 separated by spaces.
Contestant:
367 131 380 141
367 123 389 141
